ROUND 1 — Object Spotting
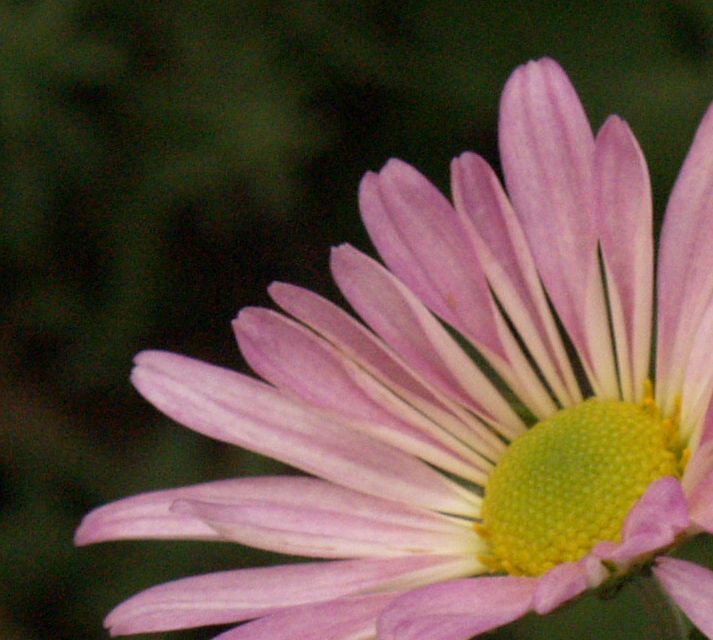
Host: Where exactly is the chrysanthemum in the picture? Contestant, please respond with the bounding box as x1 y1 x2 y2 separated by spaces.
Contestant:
76 57 713 640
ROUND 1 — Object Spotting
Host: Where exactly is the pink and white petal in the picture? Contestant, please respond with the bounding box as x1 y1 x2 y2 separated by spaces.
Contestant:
656 102 713 416
682 437 713 495
700 397 713 448
234 306 401 427
359 161 504 359
331 244 525 439
131 351 479 517
104 555 471 635
686 466 713 533
361 161 559 418
210 594 394 640
377 577 535 640
653 557 713 639
499 58 617 398
167 476 479 559
269 282 507 462
593 476 689 563
451 151 581 408
680 300 713 444
234 307 496 481
532 555 608 615
74 478 255 545
594 116 653 403
268 282 438 405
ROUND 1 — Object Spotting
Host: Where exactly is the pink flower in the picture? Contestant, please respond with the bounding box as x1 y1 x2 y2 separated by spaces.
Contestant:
76 58 713 640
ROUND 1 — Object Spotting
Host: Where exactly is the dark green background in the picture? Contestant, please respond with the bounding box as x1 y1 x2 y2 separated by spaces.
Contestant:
3 1 713 638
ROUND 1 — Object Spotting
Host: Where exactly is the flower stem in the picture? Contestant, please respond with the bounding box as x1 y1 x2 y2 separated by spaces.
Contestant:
633 573 690 640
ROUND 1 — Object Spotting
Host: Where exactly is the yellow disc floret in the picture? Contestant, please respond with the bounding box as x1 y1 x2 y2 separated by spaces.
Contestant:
481 398 679 576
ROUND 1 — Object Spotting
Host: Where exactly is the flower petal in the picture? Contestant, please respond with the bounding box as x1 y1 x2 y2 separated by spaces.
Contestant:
331 244 525 438
451 151 581 408
656 102 713 416
499 57 616 397
653 557 713 639
234 306 496 482
680 299 713 444
131 351 479 516
360 160 557 421
104 555 472 635
593 115 653 403
682 437 713 495
168 476 479 558
359 159 503 359
210 594 394 640
74 479 248 545
377 577 535 640
532 555 607 614
268 282 506 463
686 466 713 534
593 476 688 562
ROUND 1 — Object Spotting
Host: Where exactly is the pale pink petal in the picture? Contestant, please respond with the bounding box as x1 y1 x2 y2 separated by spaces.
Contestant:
686 466 713 533
210 594 393 640
700 397 713 447
594 115 653 403
653 557 713 639
593 476 688 562
682 437 713 494
499 57 616 398
104 555 467 635
269 282 507 464
377 577 535 640
681 300 713 444
234 307 495 482
74 479 252 545
331 244 525 438
268 282 438 405
451 152 581 408
361 162 556 420
234 306 398 426
131 351 479 516
656 103 713 416
359 160 503 359
167 476 478 558
532 555 608 614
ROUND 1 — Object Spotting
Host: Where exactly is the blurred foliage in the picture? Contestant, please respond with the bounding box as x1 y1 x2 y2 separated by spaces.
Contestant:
3 0 713 639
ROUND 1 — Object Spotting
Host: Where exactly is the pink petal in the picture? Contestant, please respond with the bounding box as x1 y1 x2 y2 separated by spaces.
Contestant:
682 437 713 495
451 152 581 409
234 307 495 482
656 102 713 416
131 351 479 516
104 555 467 635
700 397 713 448
687 466 713 533
269 282 507 463
74 478 251 545
331 244 525 438
377 576 535 640
359 160 503 360
268 282 437 405
210 593 394 640
167 476 477 558
360 160 558 421
593 476 689 562
653 557 713 639
680 300 713 444
532 555 607 614
499 57 616 398
593 115 653 403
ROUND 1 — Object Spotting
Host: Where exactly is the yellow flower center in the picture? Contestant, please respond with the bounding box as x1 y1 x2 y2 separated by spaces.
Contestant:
481 397 680 576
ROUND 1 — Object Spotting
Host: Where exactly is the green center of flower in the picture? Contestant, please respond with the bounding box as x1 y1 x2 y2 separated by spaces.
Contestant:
481 397 680 576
